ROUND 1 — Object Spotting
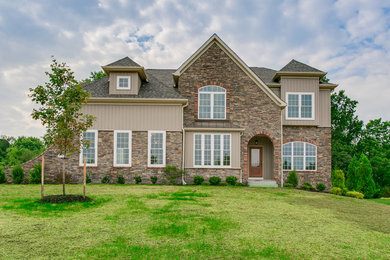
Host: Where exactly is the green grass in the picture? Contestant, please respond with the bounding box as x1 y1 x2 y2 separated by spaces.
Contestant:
0 185 389 259
371 198 390 206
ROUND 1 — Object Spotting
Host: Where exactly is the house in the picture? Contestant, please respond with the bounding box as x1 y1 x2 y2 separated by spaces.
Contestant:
12 34 338 187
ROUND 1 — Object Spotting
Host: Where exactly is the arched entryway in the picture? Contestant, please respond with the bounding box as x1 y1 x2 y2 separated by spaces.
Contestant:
247 135 274 180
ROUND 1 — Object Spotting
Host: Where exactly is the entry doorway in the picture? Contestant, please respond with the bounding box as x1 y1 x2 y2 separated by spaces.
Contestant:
249 147 263 178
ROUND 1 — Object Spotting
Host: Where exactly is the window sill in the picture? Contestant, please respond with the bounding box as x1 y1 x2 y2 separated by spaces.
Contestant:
283 170 318 173
195 119 230 122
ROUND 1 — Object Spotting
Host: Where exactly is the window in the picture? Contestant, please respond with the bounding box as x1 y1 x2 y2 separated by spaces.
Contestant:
283 142 317 171
194 133 231 167
117 76 131 90
79 130 98 166
148 131 166 167
286 93 314 120
198 86 226 119
114 130 132 167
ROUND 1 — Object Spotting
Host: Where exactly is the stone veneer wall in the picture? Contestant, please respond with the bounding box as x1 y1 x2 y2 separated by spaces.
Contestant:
3 130 183 184
178 42 282 183
282 126 332 189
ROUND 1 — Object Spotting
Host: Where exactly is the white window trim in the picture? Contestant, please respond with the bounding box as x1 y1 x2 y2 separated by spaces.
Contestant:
198 86 226 120
193 133 232 168
113 130 132 167
282 141 317 171
148 130 166 167
79 130 98 167
286 92 315 120
116 76 131 90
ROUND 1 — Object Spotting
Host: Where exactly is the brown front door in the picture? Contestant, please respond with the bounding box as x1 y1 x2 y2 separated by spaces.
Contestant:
249 147 263 177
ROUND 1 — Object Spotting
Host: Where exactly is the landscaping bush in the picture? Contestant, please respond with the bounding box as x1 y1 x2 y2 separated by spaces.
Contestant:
219 182 228 186
11 165 24 184
301 182 315 191
226 176 237 186
316 182 326 192
209 176 221 185
150 176 158 184
342 187 349 196
0 167 6 184
286 170 298 187
345 191 364 199
101 174 110 184
117 174 125 184
193 175 204 185
29 163 41 184
330 187 342 196
332 169 345 189
236 182 247 187
163 165 183 185
134 176 142 184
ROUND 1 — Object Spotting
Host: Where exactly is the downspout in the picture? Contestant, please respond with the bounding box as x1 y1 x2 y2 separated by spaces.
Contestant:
181 101 188 185
239 131 244 183
280 108 284 187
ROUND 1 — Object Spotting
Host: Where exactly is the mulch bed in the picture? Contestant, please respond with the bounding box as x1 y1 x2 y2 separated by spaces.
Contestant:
36 195 93 204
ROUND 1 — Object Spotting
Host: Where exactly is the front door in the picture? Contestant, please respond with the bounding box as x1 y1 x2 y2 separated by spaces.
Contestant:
249 147 263 177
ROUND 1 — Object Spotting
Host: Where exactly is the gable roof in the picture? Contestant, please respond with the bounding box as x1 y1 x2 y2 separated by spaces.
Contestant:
250 67 278 84
173 34 286 108
280 59 323 73
105 56 141 67
83 69 185 101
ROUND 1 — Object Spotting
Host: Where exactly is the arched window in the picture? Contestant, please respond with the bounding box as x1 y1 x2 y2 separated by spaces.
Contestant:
283 142 317 171
198 85 226 119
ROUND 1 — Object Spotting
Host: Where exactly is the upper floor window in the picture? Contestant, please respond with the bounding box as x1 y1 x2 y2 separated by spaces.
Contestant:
79 130 98 167
198 86 226 119
117 76 131 90
286 92 314 120
283 142 317 171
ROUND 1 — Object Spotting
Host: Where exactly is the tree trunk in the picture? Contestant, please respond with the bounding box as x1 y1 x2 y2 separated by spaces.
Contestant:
83 157 86 199
41 155 45 199
62 158 66 196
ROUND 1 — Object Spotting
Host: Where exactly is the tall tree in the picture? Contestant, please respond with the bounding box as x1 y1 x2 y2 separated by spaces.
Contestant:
81 70 107 83
30 57 95 195
331 90 364 172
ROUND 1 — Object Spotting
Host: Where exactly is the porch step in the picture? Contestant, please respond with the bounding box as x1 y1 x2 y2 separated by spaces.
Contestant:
247 179 279 187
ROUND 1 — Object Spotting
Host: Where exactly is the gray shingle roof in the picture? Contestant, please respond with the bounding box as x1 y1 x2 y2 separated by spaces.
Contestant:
105 57 142 67
280 59 323 73
83 69 184 99
250 67 277 84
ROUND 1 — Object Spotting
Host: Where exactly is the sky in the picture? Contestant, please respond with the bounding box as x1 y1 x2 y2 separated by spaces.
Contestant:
0 0 390 138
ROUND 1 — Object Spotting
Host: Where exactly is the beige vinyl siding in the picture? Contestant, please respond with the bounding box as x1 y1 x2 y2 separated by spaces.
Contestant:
270 87 280 98
109 72 141 95
319 89 331 127
184 131 240 168
281 77 319 126
81 104 183 131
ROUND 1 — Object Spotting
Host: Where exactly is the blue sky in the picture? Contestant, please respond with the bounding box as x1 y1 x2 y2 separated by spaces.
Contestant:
0 0 389 137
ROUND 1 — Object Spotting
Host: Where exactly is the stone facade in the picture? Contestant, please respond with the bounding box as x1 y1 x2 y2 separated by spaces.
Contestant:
178 42 282 183
4 130 182 184
282 126 332 189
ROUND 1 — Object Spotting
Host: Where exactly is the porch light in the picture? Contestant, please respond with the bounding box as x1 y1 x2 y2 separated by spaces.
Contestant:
255 140 258 145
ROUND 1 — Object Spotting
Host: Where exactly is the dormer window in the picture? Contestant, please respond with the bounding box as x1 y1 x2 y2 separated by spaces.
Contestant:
117 76 131 90
198 85 226 119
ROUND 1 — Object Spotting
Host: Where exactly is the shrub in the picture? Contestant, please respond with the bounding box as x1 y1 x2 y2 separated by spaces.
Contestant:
226 176 237 186
101 174 110 184
11 165 24 184
219 182 228 186
134 176 142 184
345 191 364 199
150 176 158 184
209 176 221 185
316 182 326 192
357 154 376 199
236 182 247 187
193 175 204 185
330 187 342 196
382 186 390 198
29 163 41 184
332 169 345 189
286 170 298 187
117 174 125 184
163 165 183 185
342 187 349 196
0 167 6 184
301 182 315 191
86 171 92 184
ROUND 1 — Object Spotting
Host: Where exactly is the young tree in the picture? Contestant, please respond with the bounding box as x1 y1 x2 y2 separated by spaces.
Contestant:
357 154 376 199
30 57 95 195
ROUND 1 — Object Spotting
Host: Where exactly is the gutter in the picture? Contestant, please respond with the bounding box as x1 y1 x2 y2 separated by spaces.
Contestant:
88 97 188 105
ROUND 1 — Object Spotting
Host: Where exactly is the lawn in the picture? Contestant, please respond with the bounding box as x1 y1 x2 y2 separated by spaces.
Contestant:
0 185 389 259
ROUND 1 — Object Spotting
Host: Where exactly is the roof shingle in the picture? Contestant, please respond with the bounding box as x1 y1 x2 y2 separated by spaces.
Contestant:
280 59 323 73
105 57 142 67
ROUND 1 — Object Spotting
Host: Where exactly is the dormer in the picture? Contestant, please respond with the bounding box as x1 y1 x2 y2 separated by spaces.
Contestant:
102 57 147 95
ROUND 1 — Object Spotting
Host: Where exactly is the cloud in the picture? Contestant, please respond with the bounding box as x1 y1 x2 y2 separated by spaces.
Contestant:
0 0 389 137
